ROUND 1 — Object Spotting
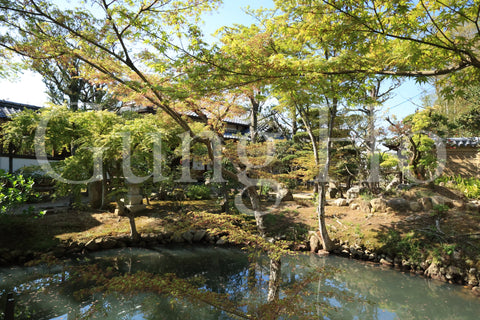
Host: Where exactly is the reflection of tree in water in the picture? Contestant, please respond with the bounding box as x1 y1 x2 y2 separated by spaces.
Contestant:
0 248 340 319
299 255 480 320
2 249 478 319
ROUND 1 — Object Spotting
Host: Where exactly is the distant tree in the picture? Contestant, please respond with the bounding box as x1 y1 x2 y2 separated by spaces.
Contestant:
2 106 181 239
386 107 452 182
31 57 120 111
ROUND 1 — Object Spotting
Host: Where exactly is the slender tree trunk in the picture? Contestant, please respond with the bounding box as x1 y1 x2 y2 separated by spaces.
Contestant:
247 186 266 237
101 168 108 209
316 99 337 252
366 102 379 192
249 94 260 143
317 180 333 251
246 91 267 236
221 182 229 213
296 100 335 251
291 106 298 136
267 258 282 303
67 73 81 111
128 212 140 241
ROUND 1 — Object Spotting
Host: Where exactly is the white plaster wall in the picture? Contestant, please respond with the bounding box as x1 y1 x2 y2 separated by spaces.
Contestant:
0 156 41 172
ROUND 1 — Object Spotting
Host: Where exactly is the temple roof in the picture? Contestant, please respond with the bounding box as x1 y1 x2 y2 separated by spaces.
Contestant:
446 137 480 148
0 100 41 119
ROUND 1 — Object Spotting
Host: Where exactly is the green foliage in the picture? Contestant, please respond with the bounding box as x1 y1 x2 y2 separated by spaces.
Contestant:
378 229 422 262
457 107 480 136
430 204 449 218
431 243 459 263
436 175 480 199
434 84 480 136
379 153 399 169
0 170 44 216
359 190 375 201
391 107 454 181
442 243 457 256
330 135 359 185
2 106 182 207
15 165 54 187
185 184 211 200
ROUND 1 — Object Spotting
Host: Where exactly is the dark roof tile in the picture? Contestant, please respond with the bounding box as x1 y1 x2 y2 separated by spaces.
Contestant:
0 100 41 119
446 137 480 147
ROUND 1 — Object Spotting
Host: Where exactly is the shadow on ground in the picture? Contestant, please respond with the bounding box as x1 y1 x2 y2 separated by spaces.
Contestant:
0 210 102 251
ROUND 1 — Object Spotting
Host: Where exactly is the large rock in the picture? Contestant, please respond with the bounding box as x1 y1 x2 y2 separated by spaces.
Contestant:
466 202 480 212
385 177 401 191
335 198 348 206
380 258 393 266
419 197 432 211
281 189 295 201
172 233 185 243
182 230 194 243
216 237 227 245
85 238 101 251
193 230 206 242
328 187 339 199
309 232 321 253
350 203 360 210
387 198 410 212
425 262 446 281
101 238 117 250
409 201 422 212
370 198 388 213
346 186 362 199
467 273 479 287
472 286 480 296
431 195 454 208
445 266 462 281
452 200 465 209
359 200 372 213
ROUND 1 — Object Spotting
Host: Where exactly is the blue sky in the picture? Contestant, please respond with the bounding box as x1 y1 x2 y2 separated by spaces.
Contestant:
0 0 433 121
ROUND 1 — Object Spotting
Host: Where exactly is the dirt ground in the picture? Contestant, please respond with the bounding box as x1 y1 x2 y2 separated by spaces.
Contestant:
271 185 480 261
2 186 479 267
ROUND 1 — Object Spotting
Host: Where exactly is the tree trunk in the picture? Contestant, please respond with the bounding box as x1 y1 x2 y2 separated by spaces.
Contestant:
88 180 103 209
296 99 336 252
221 182 229 214
247 186 266 237
101 168 108 209
290 106 298 136
249 94 260 143
267 258 282 303
317 181 333 251
128 214 140 242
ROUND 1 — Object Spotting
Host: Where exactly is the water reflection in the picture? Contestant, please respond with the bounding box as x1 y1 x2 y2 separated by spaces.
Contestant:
0 247 479 319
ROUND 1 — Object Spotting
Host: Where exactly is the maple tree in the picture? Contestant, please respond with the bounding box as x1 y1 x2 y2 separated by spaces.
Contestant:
0 0 269 233
1 0 479 255
2 106 182 238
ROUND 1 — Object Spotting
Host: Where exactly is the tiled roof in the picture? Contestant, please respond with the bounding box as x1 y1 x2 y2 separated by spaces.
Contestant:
0 100 41 119
446 137 480 147
182 110 250 126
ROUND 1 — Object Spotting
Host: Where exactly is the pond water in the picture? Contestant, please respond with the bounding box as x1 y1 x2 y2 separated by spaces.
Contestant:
0 246 479 319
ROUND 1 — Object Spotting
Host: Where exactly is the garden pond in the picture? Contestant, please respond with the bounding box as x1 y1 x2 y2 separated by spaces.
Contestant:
1 246 479 319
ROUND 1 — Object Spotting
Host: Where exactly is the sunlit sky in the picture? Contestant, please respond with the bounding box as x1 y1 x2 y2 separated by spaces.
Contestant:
0 0 433 122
